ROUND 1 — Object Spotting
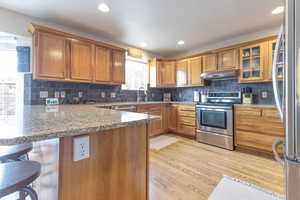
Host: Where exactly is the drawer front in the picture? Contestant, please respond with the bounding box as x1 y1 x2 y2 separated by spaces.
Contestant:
235 107 262 117
177 105 196 112
262 108 281 119
177 124 196 137
235 130 284 153
177 110 195 118
137 104 161 113
177 116 195 126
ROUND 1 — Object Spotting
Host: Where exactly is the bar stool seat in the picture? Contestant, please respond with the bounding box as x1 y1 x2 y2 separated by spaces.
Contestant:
0 161 41 199
0 143 33 162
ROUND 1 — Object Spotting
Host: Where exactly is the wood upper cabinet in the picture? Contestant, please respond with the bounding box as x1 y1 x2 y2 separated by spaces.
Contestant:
239 42 268 83
188 56 203 86
217 49 239 71
112 50 125 84
176 59 188 87
161 61 176 87
94 46 112 83
69 40 93 82
149 58 162 88
202 54 218 73
266 39 284 81
34 31 67 80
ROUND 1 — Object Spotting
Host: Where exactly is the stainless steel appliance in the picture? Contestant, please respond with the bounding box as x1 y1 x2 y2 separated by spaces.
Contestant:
196 92 242 150
272 1 300 199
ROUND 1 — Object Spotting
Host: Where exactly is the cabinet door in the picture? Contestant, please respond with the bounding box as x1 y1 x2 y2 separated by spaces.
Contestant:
34 32 67 80
94 46 112 83
167 105 177 131
70 40 93 82
218 49 239 71
203 54 217 73
267 39 284 81
176 59 188 87
239 42 267 83
188 56 203 86
162 61 176 86
149 59 162 88
112 50 125 84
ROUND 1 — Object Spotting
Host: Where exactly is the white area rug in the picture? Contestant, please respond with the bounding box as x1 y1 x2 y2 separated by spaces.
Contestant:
150 135 180 151
209 176 284 200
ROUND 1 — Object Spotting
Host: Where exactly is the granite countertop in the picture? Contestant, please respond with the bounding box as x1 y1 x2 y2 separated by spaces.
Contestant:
234 104 276 108
0 105 160 146
94 101 196 107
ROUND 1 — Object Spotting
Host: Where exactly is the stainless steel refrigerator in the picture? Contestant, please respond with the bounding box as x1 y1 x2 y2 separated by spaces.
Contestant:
272 0 300 199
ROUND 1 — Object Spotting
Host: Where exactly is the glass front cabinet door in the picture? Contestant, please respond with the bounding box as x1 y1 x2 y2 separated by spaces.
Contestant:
268 39 285 81
239 42 267 83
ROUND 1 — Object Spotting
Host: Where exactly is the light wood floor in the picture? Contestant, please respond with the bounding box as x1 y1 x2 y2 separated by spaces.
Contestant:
149 134 284 200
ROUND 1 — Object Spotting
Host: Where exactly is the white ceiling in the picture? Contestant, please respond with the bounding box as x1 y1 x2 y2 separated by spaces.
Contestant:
0 0 284 57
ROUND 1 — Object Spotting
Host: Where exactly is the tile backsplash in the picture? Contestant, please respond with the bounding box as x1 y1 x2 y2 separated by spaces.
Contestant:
24 74 279 105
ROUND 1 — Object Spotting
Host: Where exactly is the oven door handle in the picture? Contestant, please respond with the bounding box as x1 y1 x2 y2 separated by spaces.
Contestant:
198 108 228 112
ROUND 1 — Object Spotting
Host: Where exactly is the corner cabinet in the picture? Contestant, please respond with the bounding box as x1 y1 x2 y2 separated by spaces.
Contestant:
29 23 125 85
33 31 67 80
176 59 189 87
239 42 268 83
162 61 176 87
112 50 125 84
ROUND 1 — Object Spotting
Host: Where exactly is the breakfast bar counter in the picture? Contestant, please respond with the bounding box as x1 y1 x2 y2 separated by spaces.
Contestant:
0 105 159 200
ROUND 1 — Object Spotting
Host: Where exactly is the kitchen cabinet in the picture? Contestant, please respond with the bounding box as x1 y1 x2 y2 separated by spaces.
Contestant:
188 56 204 86
33 31 67 80
202 54 218 73
176 59 188 87
217 49 239 71
239 42 268 83
29 23 126 85
166 104 177 131
161 61 176 87
149 58 162 87
267 39 284 81
234 106 284 154
112 50 125 84
137 104 166 137
94 46 112 83
69 40 93 82
176 105 196 137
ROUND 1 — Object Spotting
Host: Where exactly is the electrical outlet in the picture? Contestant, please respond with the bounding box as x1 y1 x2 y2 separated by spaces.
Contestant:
101 92 106 98
40 91 48 98
60 91 66 98
78 91 83 98
110 92 116 98
54 91 60 98
73 136 90 162
262 91 268 99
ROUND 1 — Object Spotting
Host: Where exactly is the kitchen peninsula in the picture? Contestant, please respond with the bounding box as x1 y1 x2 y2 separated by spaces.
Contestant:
0 104 159 200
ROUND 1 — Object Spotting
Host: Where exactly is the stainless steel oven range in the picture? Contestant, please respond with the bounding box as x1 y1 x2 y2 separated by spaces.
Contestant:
196 92 241 150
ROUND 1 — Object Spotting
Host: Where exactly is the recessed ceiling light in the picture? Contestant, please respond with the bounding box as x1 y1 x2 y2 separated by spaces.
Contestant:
177 40 185 45
140 42 147 48
272 6 284 15
98 3 110 13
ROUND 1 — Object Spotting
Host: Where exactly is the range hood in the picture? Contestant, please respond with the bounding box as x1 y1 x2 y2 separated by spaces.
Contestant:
200 70 238 80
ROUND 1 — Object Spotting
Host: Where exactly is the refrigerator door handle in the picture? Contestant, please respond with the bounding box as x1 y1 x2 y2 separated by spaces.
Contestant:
272 139 285 167
272 24 284 120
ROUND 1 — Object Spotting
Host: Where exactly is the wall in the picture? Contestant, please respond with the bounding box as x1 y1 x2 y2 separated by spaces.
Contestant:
24 74 164 105
163 79 281 105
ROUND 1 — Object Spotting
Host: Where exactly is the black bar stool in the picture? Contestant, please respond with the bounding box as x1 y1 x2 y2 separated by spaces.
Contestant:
0 161 41 200
0 143 33 162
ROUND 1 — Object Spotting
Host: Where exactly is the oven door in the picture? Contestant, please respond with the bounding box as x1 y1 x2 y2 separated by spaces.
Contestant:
196 107 233 135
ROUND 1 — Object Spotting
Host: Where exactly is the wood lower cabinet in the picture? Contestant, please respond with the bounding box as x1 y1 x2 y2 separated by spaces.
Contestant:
112 50 125 84
203 54 218 73
176 105 196 137
137 104 166 137
33 31 67 80
218 49 239 71
234 106 284 154
166 104 177 131
69 40 93 82
94 46 112 83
